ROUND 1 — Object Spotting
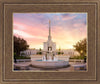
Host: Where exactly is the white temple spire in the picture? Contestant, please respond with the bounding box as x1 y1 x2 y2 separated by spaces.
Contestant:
49 20 51 37
48 20 51 41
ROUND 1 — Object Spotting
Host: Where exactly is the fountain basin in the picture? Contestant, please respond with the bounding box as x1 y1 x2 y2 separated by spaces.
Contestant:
31 60 69 69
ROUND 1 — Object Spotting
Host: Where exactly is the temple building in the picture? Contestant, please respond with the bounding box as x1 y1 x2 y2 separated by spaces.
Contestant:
43 20 56 52
20 20 79 57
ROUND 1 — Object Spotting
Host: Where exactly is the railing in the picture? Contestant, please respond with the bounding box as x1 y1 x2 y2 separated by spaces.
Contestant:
69 59 84 63
16 59 31 62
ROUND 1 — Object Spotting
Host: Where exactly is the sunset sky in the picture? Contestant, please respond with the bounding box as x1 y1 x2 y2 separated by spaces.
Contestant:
13 13 87 49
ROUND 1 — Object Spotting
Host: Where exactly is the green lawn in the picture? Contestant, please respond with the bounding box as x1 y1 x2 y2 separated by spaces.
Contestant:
15 56 31 59
70 56 86 59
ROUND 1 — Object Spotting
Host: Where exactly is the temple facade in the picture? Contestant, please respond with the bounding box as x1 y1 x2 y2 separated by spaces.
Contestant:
43 20 56 52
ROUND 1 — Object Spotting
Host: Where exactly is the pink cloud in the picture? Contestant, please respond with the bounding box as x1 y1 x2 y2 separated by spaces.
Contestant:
13 21 49 39
13 13 87 49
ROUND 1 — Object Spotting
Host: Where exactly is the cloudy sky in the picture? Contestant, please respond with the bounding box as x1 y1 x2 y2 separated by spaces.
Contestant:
13 13 87 49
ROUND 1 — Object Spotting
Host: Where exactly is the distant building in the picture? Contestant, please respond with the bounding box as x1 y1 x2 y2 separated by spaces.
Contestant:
20 49 39 56
20 48 79 57
57 49 80 57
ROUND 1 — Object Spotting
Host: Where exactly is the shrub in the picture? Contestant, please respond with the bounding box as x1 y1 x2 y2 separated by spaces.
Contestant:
70 56 86 59
57 52 64 55
15 56 31 59
36 52 42 55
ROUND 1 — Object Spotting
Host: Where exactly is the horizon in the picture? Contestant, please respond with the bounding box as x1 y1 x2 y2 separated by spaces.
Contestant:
13 13 87 49
21 47 76 51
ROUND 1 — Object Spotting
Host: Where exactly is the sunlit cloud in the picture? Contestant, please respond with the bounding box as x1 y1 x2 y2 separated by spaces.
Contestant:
14 29 47 40
13 13 87 49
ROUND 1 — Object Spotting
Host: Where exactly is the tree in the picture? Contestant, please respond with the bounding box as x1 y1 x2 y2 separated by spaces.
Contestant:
36 48 42 55
14 36 29 56
73 38 87 57
57 48 64 55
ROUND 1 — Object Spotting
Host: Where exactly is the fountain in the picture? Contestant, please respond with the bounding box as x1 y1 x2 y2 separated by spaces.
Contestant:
42 47 58 61
31 52 70 69
31 20 70 69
